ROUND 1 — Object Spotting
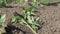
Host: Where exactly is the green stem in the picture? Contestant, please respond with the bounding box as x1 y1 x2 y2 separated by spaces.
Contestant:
22 19 37 34
27 24 37 34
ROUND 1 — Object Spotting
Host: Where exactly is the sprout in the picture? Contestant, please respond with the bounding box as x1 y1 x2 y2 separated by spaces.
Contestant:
0 14 6 27
0 14 6 34
12 0 40 34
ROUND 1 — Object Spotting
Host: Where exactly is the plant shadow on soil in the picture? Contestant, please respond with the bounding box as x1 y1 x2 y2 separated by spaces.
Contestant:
41 2 60 6
2 24 26 34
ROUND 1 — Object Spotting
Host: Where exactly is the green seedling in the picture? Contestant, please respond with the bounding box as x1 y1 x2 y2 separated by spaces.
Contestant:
12 0 40 34
29 0 41 8
12 5 40 34
12 7 40 34
16 0 25 3
0 14 6 27
0 14 6 34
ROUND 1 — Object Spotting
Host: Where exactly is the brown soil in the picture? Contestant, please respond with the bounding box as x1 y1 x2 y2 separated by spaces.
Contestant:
0 8 34 34
1 5 60 34
38 5 60 34
0 1 60 34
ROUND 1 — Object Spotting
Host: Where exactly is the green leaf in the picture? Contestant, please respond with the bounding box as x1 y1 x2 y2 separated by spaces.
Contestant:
0 14 6 28
40 0 52 4
16 0 25 3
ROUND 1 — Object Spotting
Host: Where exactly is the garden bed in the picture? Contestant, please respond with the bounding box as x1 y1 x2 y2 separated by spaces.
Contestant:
0 0 60 34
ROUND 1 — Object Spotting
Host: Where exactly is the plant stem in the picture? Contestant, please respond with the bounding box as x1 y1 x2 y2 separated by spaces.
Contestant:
27 24 37 34
22 19 37 34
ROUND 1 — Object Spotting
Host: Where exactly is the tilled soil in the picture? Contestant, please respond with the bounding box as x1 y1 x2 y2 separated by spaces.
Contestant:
0 8 34 34
0 3 60 34
38 5 60 34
